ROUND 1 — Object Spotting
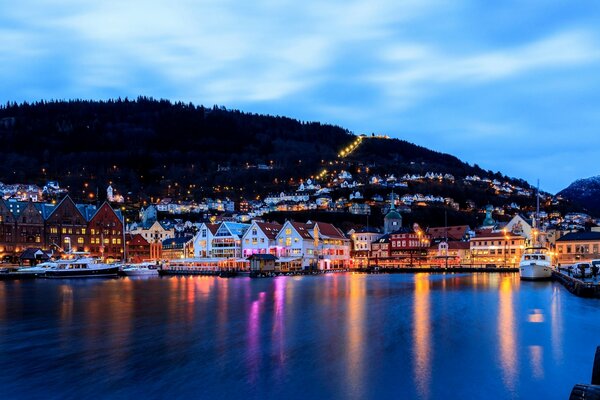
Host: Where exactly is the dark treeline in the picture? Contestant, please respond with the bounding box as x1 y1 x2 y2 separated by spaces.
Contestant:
0 97 529 202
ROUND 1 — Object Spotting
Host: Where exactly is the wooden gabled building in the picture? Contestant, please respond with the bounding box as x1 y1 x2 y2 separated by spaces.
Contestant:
87 202 124 260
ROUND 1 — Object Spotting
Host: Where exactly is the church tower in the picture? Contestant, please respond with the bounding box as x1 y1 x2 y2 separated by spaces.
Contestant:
384 191 402 233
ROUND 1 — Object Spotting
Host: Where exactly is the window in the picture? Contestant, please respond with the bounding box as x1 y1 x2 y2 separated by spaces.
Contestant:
285 228 291 235
78 238 84 244
252 229 257 236
62 228 67 234
81 228 86 234
35 236 41 243
285 237 292 246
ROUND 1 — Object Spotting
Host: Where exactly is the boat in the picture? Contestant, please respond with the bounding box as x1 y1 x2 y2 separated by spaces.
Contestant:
16 261 58 276
44 257 119 278
122 263 159 276
519 181 553 281
519 247 553 280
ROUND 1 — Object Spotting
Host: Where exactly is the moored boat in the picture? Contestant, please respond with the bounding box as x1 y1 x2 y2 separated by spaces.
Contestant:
122 263 159 276
44 257 119 278
16 261 58 277
519 247 553 280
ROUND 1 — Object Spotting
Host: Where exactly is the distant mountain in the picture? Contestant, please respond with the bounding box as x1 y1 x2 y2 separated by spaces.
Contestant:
558 176 600 217
0 97 534 215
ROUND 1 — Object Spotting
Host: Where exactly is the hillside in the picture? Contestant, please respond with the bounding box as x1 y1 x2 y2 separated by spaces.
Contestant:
0 97 556 230
558 176 600 217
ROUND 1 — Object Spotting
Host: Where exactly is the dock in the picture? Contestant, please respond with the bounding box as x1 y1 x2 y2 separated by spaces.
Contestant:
553 270 600 298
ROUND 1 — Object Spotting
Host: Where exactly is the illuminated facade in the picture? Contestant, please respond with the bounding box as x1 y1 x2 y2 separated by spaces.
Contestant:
470 231 525 267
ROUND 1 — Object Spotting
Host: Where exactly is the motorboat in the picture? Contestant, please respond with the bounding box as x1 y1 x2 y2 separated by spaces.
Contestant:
519 247 553 280
122 263 159 276
16 261 58 276
44 257 119 278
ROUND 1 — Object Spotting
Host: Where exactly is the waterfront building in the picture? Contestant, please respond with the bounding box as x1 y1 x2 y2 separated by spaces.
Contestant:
210 222 250 258
0 195 125 261
370 234 390 263
125 233 151 263
388 227 431 266
241 221 281 257
129 220 174 260
350 228 381 267
555 231 600 265
44 196 89 254
192 222 219 257
161 236 194 260
312 221 351 269
469 230 525 267
275 221 316 269
427 241 471 267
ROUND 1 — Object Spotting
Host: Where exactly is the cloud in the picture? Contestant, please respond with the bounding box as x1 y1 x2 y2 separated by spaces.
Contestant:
372 30 600 105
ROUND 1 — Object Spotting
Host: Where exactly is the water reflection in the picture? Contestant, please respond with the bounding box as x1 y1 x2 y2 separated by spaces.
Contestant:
529 345 544 379
413 273 431 400
498 276 518 391
346 275 366 399
0 273 598 400
550 286 564 363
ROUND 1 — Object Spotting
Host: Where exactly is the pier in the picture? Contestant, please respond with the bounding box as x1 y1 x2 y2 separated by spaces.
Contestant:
552 271 600 298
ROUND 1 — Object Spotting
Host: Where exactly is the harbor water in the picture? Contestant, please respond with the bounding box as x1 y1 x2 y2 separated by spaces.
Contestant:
1 273 599 399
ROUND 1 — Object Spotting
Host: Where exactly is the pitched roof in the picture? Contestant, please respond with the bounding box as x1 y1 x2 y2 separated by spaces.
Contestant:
427 225 470 241
206 223 219 235
311 221 346 240
556 232 600 242
255 222 282 240
290 221 313 239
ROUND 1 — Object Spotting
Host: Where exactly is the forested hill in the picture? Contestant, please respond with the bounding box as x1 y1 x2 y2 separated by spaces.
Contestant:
0 98 522 200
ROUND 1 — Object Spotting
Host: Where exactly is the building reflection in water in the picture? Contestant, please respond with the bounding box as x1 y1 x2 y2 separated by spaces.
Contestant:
346 275 366 399
498 276 518 391
529 345 544 379
550 286 563 363
247 291 266 384
413 273 431 400
272 277 287 369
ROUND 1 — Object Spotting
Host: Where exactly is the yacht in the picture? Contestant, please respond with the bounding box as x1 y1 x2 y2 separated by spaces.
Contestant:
16 261 58 276
122 263 159 276
44 257 119 278
519 247 553 280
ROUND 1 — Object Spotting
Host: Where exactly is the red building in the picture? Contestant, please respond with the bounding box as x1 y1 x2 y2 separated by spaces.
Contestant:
87 202 124 260
388 228 431 266
0 195 125 262
125 234 151 263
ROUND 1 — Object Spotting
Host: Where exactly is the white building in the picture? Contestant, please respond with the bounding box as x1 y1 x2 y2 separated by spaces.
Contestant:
193 223 220 257
241 221 282 257
211 222 250 258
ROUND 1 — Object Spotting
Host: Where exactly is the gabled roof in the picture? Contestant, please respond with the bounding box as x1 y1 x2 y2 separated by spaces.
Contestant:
556 232 600 242
290 221 313 239
427 225 470 241
77 204 99 221
46 195 87 221
311 221 346 240
255 222 282 240
205 223 219 235
218 222 251 238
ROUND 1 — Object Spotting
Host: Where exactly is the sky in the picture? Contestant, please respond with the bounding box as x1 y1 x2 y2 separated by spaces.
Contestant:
2 0 600 193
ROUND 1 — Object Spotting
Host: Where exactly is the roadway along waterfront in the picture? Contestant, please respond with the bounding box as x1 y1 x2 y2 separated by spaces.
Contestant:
1 273 599 399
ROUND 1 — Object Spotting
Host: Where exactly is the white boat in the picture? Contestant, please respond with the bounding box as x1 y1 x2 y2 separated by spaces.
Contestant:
519 247 553 280
16 261 58 276
122 263 159 276
44 257 119 278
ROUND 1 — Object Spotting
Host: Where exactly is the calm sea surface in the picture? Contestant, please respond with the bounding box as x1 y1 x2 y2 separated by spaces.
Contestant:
1 273 599 399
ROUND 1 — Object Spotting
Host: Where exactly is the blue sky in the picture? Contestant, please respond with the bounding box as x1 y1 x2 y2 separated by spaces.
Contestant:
2 0 600 193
